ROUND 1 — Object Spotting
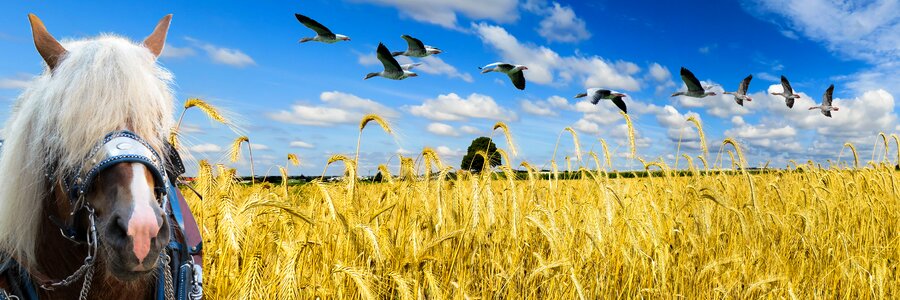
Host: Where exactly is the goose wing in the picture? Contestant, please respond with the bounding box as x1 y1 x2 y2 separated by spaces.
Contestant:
611 96 627 114
508 70 526 90
401 35 425 52
592 89 612 104
680 67 704 93
781 75 794 94
295 13 335 38
376 43 402 74
823 84 834 107
738 74 752 95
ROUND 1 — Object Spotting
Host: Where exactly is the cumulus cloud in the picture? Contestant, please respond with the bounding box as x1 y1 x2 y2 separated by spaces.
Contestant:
520 95 570 116
268 91 399 126
472 23 641 90
750 85 896 138
647 63 676 94
724 116 802 152
435 145 463 158
186 37 255 67
531 2 591 43
408 93 517 121
352 0 519 29
290 141 315 149
190 143 222 153
427 123 459 136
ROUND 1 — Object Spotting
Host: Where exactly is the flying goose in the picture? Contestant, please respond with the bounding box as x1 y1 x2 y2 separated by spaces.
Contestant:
479 62 527 90
295 13 350 43
771 75 801 108
392 35 442 57
671 67 717 98
575 89 628 113
723 74 753 106
809 84 839 117
365 43 418 80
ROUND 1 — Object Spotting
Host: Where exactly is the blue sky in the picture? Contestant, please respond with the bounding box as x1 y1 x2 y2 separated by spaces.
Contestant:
1 0 898 176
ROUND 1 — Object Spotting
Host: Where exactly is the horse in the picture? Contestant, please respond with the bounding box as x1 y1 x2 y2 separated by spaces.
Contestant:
0 14 201 300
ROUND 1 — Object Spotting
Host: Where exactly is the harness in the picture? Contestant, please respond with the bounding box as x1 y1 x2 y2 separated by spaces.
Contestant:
0 131 203 300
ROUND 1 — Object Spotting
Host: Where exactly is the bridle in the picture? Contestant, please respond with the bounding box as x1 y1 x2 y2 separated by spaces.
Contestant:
43 130 171 298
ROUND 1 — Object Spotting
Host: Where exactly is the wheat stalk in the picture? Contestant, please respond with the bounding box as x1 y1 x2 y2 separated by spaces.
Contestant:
493 121 518 157
686 115 708 161
621 111 636 159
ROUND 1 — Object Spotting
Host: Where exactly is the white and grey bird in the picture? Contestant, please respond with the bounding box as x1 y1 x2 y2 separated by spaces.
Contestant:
295 13 350 43
771 75 801 108
723 74 753 106
479 62 528 90
392 35 442 57
671 67 717 98
809 84 839 117
575 89 628 113
365 43 418 80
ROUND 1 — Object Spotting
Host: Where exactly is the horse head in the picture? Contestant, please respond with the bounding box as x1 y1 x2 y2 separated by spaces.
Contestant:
26 14 175 283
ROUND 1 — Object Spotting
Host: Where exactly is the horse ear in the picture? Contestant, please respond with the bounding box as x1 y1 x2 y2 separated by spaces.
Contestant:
143 14 172 58
27 13 67 70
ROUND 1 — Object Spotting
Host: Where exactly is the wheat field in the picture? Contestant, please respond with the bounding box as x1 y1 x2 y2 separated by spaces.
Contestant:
182 115 900 299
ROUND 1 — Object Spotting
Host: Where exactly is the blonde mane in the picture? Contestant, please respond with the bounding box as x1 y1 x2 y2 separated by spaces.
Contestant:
0 34 174 265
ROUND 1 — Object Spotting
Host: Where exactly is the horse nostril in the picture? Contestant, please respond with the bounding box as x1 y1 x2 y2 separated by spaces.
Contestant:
111 215 128 237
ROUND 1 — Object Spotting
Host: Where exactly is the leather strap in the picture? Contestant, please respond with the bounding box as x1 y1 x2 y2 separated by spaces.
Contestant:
172 187 202 264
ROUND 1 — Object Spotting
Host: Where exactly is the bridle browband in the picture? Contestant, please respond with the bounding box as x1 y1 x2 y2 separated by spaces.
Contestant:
62 130 170 212
42 130 171 295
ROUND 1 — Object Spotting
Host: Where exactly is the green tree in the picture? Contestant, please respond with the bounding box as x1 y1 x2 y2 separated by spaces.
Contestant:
460 137 502 172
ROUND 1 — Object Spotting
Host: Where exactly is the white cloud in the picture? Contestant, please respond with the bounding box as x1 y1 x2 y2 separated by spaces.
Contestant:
472 23 641 90
521 100 556 116
427 123 459 136
186 37 255 67
0 73 33 90
460 125 481 135
750 85 896 138
160 44 196 59
408 93 517 121
190 143 222 153
647 63 676 94
648 63 671 82
396 56 473 82
321 91 400 117
521 95 571 117
435 146 462 158
290 141 315 149
250 144 270 151
572 118 601 135
268 91 399 126
653 105 702 142
534 2 591 43
724 117 802 153
352 0 519 29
